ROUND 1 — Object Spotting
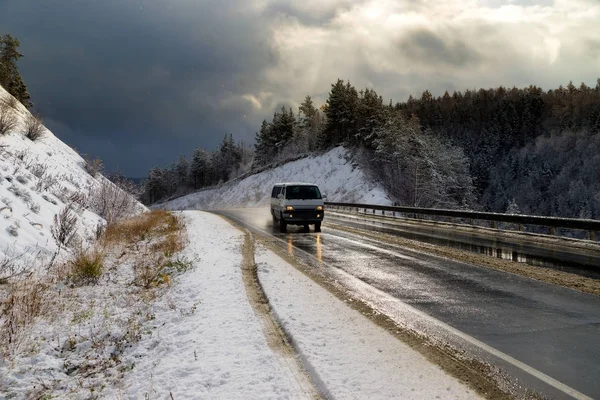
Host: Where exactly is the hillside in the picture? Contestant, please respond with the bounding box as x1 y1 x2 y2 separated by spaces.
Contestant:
0 86 145 268
159 146 391 211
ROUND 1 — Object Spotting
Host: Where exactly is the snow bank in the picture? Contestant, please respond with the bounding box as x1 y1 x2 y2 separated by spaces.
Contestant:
0 86 145 266
121 211 310 399
160 147 391 211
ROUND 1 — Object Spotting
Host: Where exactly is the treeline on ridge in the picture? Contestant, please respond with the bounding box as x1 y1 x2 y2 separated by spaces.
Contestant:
141 78 600 220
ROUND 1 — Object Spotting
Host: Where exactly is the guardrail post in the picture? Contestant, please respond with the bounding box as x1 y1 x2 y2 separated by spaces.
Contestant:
518 224 523 232
590 231 596 241
492 221 497 229
550 227 556 236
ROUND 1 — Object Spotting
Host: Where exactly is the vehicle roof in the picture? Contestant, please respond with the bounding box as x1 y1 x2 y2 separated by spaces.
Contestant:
273 182 319 187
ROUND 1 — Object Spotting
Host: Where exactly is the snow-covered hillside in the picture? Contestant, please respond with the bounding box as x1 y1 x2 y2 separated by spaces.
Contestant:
161 146 391 210
0 85 144 267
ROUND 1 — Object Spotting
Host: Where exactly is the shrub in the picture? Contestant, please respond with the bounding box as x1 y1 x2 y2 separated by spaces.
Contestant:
1 94 19 110
88 176 138 224
83 154 104 177
8 184 32 203
51 204 78 248
0 107 17 136
24 113 44 141
69 248 105 285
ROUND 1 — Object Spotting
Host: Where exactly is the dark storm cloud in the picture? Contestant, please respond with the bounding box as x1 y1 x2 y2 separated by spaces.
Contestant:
398 29 482 68
0 0 277 175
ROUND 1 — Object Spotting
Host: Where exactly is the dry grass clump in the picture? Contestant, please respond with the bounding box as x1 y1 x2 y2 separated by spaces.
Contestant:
105 210 182 244
133 254 192 289
151 233 184 257
68 247 105 285
0 106 19 136
24 112 45 141
1 279 48 353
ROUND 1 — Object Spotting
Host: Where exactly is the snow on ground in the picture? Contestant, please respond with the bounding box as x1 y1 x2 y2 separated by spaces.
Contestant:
161 146 391 211
0 85 144 268
120 211 310 399
256 246 481 400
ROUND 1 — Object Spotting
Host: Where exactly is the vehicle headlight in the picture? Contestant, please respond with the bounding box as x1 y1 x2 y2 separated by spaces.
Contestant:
285 206 294 211
316 206 324 211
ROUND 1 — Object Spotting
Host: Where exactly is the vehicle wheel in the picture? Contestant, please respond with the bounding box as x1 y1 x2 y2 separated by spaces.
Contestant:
279 217 287 233
272 214 277 227
303 224 309 232
315 222 321 232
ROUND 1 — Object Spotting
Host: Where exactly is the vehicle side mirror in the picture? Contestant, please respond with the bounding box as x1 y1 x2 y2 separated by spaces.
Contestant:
322 194 327 199
277 194 284 199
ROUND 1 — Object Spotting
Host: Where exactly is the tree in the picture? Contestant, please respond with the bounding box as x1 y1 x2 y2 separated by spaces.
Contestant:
323 79 359 147
190 148 210 189
0 34 32 108
254 120 275 167
176 155 189 187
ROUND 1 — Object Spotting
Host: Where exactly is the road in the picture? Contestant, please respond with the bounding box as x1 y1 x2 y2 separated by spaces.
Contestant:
215 207 600 400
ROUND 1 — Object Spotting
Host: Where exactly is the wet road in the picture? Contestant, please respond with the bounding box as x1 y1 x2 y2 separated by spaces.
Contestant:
216 208 600 400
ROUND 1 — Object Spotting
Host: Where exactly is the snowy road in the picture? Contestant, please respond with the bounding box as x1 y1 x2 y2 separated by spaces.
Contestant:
216 207 600 400
122 211 480 399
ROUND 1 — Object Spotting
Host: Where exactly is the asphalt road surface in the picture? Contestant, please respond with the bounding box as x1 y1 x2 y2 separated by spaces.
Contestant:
215 208 600 400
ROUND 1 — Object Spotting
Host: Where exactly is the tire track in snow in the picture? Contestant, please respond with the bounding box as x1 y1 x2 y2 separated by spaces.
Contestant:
223 215 323 399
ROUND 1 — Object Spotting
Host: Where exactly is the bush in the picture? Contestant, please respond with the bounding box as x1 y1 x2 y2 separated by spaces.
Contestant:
83 155 104 177
88 175 139 224
0 107 17 136
51 204 78 248
24 113 44 141
69 248 104 285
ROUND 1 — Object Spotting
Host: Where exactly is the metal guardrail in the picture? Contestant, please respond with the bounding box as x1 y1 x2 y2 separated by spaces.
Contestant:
325 202 600 240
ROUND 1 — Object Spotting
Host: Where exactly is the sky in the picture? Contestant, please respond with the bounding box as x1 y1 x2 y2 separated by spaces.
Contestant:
1 0 599 176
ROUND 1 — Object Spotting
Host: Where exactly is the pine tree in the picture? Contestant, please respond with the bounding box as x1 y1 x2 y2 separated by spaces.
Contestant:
323 79 359 147
254 120 275 167
176 155 189 187
190 149 209 189
0 34 32 108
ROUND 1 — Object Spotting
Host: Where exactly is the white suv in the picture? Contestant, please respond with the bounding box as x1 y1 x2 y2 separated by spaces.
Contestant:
270 182 325 233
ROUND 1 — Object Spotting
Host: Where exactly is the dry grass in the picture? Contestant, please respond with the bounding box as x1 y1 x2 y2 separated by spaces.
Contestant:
151 233 184 257
0 107 18 136
24 112 45 141
104 210 188 289
1 279 48 354
105 210 182 245
68 247 105 285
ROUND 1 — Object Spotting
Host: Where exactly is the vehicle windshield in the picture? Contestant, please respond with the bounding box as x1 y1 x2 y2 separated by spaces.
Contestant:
285 186 321 200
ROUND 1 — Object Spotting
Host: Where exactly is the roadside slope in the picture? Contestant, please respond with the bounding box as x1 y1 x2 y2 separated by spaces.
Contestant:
160 146 391 211
0 85 145 266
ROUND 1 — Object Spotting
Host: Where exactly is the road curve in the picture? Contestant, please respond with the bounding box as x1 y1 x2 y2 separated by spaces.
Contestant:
214 207 600 400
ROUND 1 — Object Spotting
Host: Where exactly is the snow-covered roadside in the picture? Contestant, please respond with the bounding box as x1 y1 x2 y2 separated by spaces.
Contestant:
255 247 482 400
120 211 310 399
